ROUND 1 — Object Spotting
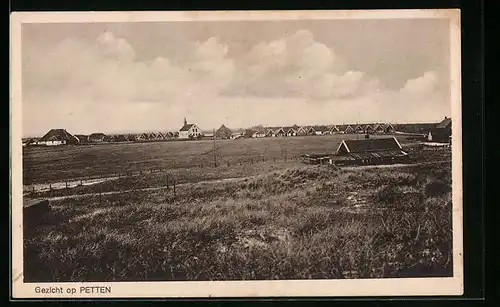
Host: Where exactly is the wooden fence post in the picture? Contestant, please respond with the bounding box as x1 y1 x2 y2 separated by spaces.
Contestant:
173 180 176 201
65 181 68 189
32 186 35 193
49 183 52 191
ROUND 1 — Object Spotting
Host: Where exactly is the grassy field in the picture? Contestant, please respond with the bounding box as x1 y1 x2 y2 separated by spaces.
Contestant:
24 160 453 282
23 134 411 184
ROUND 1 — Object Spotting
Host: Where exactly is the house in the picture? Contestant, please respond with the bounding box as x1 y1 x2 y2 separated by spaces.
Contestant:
37 129 79 146
343 125 354 134
274 127 286 137
285 126 297 137
373 124 384 134
137 133 149 141
333 137 409 166
88 133 107 142
164 132 175 139
179 118 202 139
253 129 267 138
427 117 451 143
307 126 316 135
313 126 330 135
354 125 364 134
296 127 308 136
385 124 395 134
216 125 233 139
265 128 276 137
364 124 374 134
329 125 340 134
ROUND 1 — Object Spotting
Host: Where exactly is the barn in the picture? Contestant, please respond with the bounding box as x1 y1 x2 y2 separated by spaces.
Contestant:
427 117 451 143
333 137 409 166
37 129 79 146
216 124 233 139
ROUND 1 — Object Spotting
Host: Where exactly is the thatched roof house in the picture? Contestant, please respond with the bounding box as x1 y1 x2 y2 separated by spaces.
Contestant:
37 129 79 146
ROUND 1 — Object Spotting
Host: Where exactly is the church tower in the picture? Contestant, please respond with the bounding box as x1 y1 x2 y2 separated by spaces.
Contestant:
184 117 187 125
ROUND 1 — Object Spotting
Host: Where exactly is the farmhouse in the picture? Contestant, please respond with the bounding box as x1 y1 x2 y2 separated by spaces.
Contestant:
216 124 233 139
179 118 202 140
427 117 451 143
333 137 409 166
89 133 107 142
37 129 79 146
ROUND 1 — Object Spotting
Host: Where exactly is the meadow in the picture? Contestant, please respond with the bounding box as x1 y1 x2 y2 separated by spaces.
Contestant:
23 134 411 185
23 161 453 282
22 134 453 281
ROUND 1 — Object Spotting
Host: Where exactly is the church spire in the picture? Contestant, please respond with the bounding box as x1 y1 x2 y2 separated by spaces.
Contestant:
184 117 187 125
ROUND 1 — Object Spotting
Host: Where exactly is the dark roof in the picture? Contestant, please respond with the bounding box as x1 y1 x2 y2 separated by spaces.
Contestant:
89 133 106 138
339 137 403 153
180 124 194 131
337 150 408 161
38 129 78 142
216 124 232 135
436 117 452 129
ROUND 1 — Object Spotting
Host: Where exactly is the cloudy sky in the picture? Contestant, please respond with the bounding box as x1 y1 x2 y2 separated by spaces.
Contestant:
22 19 451 136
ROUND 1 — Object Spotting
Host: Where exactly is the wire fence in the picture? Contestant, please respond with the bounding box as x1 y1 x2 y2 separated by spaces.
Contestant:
23 153 306 194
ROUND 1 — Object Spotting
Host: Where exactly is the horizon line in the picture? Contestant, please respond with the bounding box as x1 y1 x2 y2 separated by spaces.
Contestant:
22 118 449 138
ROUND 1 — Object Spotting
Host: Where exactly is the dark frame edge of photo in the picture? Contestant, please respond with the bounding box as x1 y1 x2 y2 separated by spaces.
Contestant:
8 0 486 304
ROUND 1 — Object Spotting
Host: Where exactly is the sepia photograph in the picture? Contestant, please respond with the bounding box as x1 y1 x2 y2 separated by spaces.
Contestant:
11 10 463 298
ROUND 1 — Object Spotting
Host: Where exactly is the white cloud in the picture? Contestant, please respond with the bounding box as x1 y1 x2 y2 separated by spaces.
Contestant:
22 29 449 136
401 71 438 95
24 32 234 104
222 30 373 100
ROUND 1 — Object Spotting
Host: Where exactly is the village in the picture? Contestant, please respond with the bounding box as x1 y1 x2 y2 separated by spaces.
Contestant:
23 116 451 146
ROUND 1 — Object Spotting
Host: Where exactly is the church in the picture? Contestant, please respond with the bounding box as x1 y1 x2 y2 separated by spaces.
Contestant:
178 118 202 140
